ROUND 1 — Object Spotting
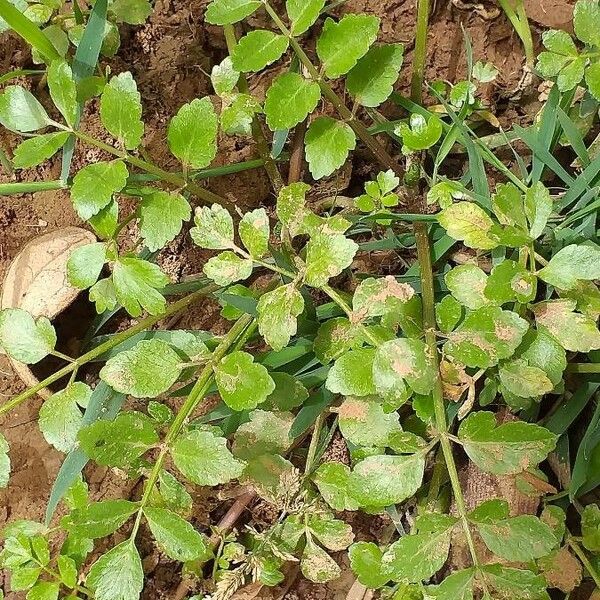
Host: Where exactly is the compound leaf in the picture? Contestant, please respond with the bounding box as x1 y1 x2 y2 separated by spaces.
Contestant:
12 131 69 169
0 85 51 132
66 500 139 539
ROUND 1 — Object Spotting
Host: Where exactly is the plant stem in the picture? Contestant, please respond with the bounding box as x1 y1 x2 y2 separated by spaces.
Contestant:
411 0 430 104
0 286 219 417
568 537 600 589
130 314 254 538
223 24 285 194
566 363 600 374
262 0 403 179
0 180 67 195
414 222 485 578
71 130 232 209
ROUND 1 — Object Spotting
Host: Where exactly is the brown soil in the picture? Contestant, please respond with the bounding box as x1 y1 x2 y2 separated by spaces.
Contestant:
0 0 576 597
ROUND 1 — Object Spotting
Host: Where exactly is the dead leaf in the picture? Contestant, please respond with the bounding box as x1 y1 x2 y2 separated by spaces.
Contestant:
1 227 96 397
231 582 264 599
538 546 582 593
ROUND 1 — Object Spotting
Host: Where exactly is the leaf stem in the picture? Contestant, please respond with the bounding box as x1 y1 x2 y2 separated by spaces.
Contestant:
129 314 254 539
71 129 232 209
261 0 403 178
414 222 485 578
410 0 430 104
566 363 600 374
223 24 285 193
0 286 219 417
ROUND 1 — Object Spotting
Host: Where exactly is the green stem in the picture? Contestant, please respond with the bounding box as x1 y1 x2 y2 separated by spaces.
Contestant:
414 223 485 577
568 537 600 589
71 130 232 209
0 180 67 195
262 0 403 179
223 24 285 194
566 363 600 374
411 0 430 104
305 412 326 475
130 314 253 538
0 286 219 417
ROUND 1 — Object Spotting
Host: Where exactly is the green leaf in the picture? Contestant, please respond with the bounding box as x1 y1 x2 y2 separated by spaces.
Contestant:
190 203 234 249
143 507 209 562
87 541 143 600
426 568 475 600
314 317 361 364
26 582 59 600
477 515 558 562
78 411 159 467
157 470 193 515
558 57 585 91
239 207 270 258
67 242 107 289
445 264 490 309
539 243 600 290
220 92 261 136
352 276 414 321
0 432 10 488
542 29 578 56
47 60 77 127
473 60 499 82
480 565 549 600
66 500 138 538
382 514 457 583
39 382 90 453
326 348 376 396
582 504 600 551
89 200 119 240
445 306 529 369
524 183 552 240
313 462 359 511
305 116 356 179
349 453 425 509
57 554 77 588
533 298 600 352
316 14 380 78
586 62 600 100
349 542 391 589
257 284 304 351
286 0 325 35
346 44 404 107
308 514 354 551
265 373 308 411
211 57 239 96
0 85 51 132
241 453 295 502
203 251 253 286
215 350 275 410
167 97 218 169
138 190 191 252
276 181 311 237
338 396 400 446
12 131 69 169
89 278 118 314
171 429 245 486
304 230 358 287
100 339 182 398
232 409 293 461
99 72 143 150
112 257 169 317
574 0 600 46
484 260 536 305
205 0 261 25
518 330 566 386
458 411 557 475
436 295 463 333
498 359 553 398
301 541 341 583
109 0 152 24
491 183 527 230
373 338 436 404
438 202 498 250
396 113 443 152
231 30 289 72
70 160 128 221
0 308 56 364
264 72 321 130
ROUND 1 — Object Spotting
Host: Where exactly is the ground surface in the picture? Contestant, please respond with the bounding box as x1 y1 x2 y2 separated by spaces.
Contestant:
0 0 578 597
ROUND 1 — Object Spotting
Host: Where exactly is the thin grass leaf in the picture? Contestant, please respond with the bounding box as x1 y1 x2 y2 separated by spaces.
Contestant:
556 107 590 167
529 85 560 184
571 397 600 498
0 68 44 85
544 381 600 435
0 0 60 63
556 152 600 211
